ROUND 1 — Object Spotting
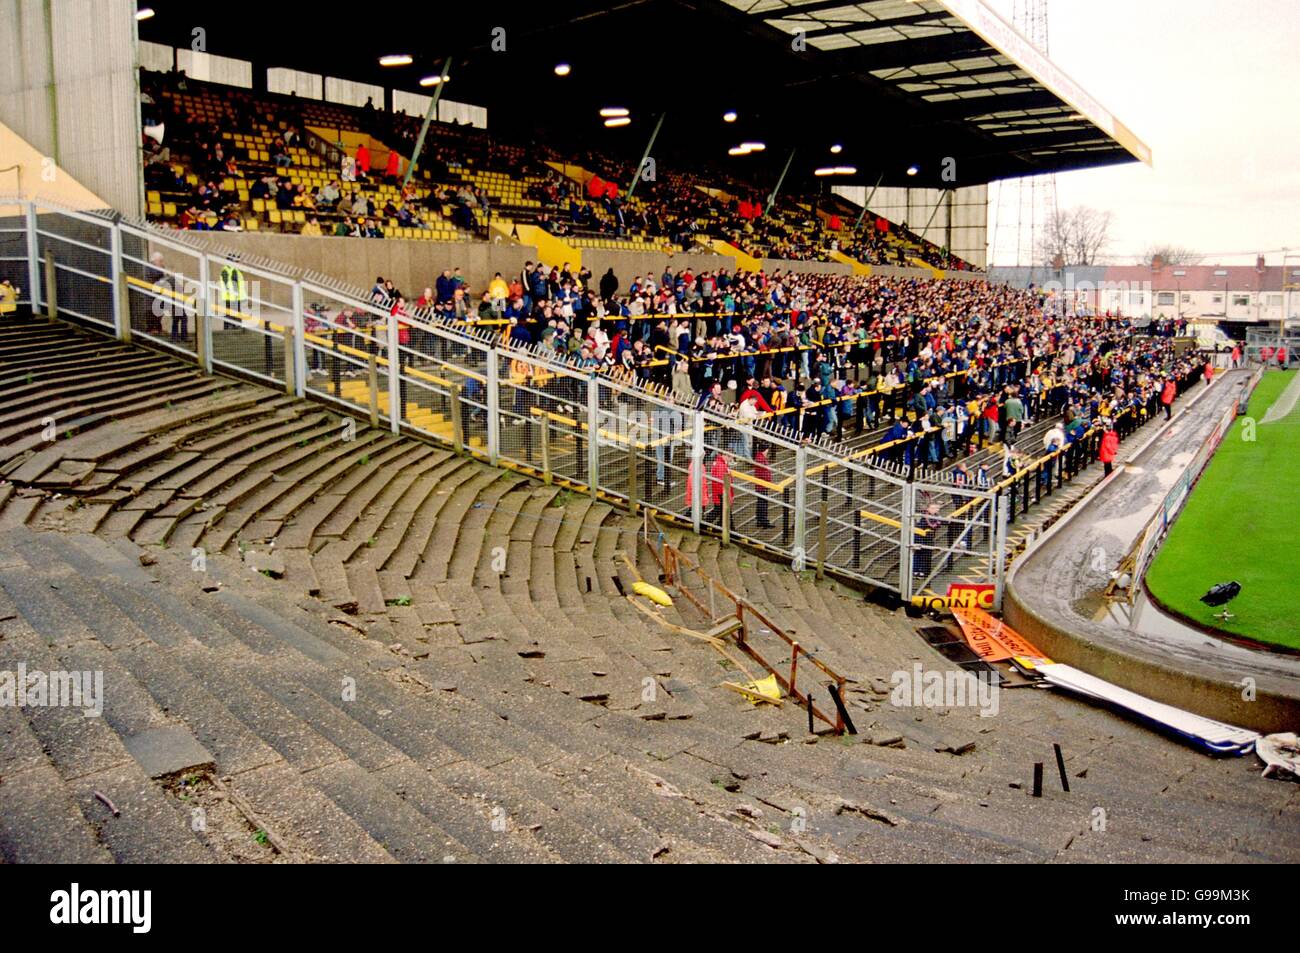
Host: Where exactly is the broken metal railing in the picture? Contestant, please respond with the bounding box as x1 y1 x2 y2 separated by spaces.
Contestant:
640 510 855 735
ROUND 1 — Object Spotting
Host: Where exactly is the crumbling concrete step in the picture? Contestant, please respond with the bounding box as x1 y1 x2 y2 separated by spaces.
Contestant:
230 761 399 863
0 759 116 863
306 758 480 864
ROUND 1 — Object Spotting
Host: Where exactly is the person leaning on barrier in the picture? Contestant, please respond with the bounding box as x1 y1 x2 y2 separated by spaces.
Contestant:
1040 425 1064 489
702 450 734 527
143 252 167 336
0 279 20 317
913 502 943 579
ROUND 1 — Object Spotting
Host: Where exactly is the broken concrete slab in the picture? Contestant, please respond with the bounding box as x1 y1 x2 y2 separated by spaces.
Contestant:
122 726 215 780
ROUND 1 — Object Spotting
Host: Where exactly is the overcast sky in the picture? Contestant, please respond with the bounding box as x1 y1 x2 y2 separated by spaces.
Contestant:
984 0 1300 266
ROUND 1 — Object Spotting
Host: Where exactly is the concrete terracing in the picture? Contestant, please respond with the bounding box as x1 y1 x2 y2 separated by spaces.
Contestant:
0 316 1297 863
1007 369 1300 732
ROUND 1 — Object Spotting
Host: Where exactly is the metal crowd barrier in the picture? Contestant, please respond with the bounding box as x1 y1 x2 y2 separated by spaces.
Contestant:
8 196 1005 602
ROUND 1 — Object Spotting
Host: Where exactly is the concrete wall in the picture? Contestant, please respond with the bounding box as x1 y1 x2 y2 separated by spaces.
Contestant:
581 246 728 283
1005 586 1300 733
177 232 542 298
0 0 141 216
165 230 962 298
760 258 849 276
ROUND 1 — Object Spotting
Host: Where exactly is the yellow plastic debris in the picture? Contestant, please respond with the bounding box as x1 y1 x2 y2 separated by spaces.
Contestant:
736 674 782 705
632 581 673 606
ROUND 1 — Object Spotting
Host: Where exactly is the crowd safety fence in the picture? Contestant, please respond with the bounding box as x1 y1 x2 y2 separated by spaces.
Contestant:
23 195 1207 606
1244 326 1299 369
1107 364 1265 605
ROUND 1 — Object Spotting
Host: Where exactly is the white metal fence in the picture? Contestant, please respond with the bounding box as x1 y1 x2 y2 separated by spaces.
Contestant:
1245 327 1299 369
5 196 1003 602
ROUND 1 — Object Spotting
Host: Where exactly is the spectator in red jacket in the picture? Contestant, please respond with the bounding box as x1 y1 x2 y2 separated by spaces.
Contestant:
385 149 401 183
390 296 411 346
705 451 733 526
1160 379 1176 420
687 450 734 526
1098 424 1119 477
1203 360 1214 386
355 144 371 178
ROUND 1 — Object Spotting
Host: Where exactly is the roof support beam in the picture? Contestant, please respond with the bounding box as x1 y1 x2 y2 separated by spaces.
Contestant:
741 0 890 19
875 60 1020 84
822 30 988 71
912 88 1060 122
402 57 452 190
797 10 956 40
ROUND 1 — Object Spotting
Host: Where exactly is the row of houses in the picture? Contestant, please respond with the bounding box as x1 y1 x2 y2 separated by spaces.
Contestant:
989 261 1300 326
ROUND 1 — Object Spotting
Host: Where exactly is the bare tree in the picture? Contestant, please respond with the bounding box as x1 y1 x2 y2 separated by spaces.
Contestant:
1035 206 1113 266
1139 244 1203 268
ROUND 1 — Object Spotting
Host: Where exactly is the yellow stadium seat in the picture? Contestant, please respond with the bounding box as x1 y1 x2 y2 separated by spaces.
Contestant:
252 198 265 212
163 202 176 217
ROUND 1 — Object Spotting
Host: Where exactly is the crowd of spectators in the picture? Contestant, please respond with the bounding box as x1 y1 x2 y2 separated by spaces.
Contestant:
141 69 979 270
343 260 1202 486
141 69 491 238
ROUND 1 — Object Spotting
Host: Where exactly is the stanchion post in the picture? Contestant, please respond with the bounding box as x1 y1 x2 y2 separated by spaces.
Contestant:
485 349 500 464
196 255 212 374
816 498 827 580
367 353 380 428
282 325 295 396
540 414 552 483
450 383 465 453
110 223 125 340
43 250 57 320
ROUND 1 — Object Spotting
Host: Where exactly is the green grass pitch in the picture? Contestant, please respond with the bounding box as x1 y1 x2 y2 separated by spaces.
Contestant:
1145 369 1299 650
